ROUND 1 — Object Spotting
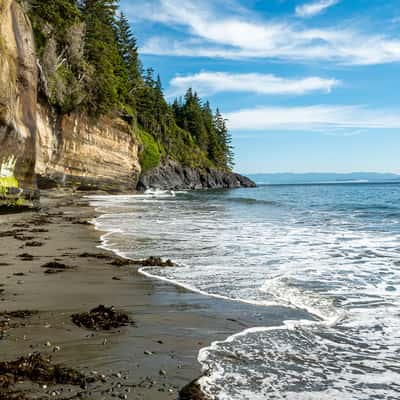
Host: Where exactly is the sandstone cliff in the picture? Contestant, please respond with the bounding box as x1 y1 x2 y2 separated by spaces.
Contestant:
0 0 141 195
0 0 37 189
35 105 140 192
0 0 254 199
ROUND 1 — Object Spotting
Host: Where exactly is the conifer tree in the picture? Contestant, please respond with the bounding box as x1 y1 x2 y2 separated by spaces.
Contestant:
80 0 122 114
115 12 141 93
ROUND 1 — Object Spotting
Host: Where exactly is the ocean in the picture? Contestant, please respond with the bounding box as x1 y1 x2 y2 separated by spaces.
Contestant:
89 182 400 399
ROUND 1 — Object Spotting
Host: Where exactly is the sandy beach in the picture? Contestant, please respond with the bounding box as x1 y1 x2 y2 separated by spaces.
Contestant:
0 190 282 399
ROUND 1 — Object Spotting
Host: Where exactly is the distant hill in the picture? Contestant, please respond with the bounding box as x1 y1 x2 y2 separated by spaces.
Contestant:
249 173 400 185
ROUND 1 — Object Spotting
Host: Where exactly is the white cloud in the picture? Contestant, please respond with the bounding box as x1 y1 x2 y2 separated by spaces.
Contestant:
168 72 340 97
123 0 400 65
296 0 340 18
225 105 400 131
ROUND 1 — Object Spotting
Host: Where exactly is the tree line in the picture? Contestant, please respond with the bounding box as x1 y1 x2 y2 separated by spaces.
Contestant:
24 0 234 170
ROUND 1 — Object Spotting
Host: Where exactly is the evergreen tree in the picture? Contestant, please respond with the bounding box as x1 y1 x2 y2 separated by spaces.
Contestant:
115 12 141 99
181 89 208 152
214 109 234 168
29 0 81 36
80 0 122 114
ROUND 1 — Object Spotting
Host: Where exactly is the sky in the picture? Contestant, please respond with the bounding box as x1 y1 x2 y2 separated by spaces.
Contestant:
120 0 400 174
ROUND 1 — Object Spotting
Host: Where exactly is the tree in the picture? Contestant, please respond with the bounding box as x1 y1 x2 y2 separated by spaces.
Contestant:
115 11 141 102
214 109 234 169
80 0 122 114
180 89 209 152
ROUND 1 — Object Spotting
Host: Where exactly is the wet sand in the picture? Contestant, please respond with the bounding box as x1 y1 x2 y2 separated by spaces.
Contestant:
0 190 275 399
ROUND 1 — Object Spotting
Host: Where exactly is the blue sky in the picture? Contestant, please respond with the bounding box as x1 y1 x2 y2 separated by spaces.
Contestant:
120 0 400 174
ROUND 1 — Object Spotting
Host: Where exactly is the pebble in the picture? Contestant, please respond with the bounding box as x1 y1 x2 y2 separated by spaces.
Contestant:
159 369 167 376
45 341 52 347
144 350 152 355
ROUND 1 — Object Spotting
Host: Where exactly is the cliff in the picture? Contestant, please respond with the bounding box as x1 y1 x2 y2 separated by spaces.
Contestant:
35 105 140 191
0 0 37 187
0 0 254 202
0 0 141 197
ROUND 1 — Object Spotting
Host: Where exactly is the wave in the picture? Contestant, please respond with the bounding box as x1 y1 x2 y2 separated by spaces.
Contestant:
88 186 400 400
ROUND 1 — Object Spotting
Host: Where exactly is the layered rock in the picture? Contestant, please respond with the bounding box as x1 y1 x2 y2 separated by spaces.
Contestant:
36 105 141 192
0 0 37 189
137 160 256 191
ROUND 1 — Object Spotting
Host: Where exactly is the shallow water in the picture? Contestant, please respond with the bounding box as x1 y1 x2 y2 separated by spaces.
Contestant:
89 183 400 399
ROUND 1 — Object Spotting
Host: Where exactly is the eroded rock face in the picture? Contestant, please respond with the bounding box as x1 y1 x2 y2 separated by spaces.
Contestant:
137 159 256 191
36 105 141 192
0 1 141 194
0 0 37 189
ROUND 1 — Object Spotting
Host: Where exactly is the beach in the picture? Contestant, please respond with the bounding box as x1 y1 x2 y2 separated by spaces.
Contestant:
0 190 254 399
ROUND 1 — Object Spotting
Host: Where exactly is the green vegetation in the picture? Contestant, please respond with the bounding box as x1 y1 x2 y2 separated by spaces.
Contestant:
136 128 162 172
23 0 234 171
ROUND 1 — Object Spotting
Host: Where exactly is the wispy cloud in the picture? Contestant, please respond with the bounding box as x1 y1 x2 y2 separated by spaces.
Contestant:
167 72 339 97
225 105 400 132
123 0 400 65
296 0 340 18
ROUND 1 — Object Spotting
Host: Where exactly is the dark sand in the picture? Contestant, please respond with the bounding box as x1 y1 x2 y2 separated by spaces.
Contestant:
0 190 302 399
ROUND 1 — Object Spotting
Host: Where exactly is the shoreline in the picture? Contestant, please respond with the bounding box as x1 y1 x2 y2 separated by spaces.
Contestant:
0 189 264 399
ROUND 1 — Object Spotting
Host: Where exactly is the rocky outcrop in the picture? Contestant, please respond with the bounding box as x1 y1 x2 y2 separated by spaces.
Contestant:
0 0 141 195
35 105 141 192
0 0 37 189
137 160 256 191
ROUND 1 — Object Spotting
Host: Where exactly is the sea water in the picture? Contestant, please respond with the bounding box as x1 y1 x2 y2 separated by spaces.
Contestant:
89 183 400 399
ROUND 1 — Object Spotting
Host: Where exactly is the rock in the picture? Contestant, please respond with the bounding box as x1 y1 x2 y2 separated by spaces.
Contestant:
36 105 141 192
0 0 37 192
179 378 209 400
110 256 175 267
137 159 256 191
